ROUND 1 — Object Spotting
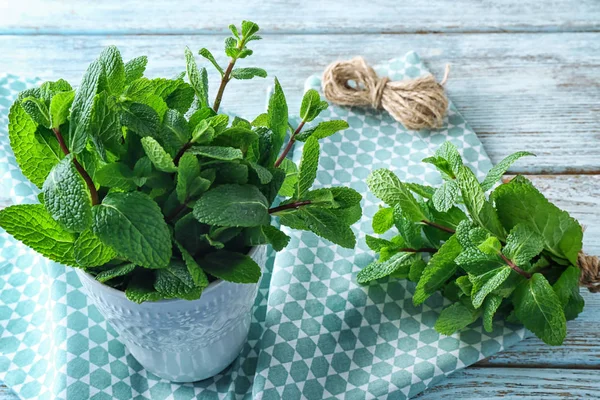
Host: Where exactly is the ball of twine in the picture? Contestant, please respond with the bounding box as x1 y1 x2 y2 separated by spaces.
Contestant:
322 57 450 131
579 252 600 292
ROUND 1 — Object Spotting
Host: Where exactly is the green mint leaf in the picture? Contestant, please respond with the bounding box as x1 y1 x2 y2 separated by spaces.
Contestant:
154 260 202 300
243 225 290 251
266 78 288 166
513 273 567 346
241 20 260 37
248 162 273 184
141 137 177 173
161 109 190 153
120 102 160 138
124 56 148 82
285 207 356 249
365 235 395 252
278 158 298 197
469 266 512 308
483 294 503 332
189 145 243 161
296 136 319 198
95 163 138 191
98 46 125 95
405 182 436 199
212 127 259 151
176 153 210 203
493 176 583 265
69 59 103 154
392 205 424 249
42 155 92 233
21 96 50 128
422 156 454 179
8 102 62 188
435 302 478 335
213 163 249 184
74 229 117 267
90 92 122 159
198 48 224 75
372 207 394 234
39 79 72 102
126 273 163 304
481 151 535 191
408 258 427 282
553 266 585 321
229 24 240 38
367 169 427 222
502 223 544 265
0 204 76 265
477 236 502 256
175 240 209 288
436 141 463 176
456 165 505 238
185 47 209 108
92 192 172 269
230 67 267 80
190 120 214 144
432 180 459 212
199 250 261 283
193 184 270 227
299 89 328 123
252 113 268 127
165 82 195 114
296 120 349 142
95 263 136 283
414 235 461 305
225 37 240 58
357 252 415 283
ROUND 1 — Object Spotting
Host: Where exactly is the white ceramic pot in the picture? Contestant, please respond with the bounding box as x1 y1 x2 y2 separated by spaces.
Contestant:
76 246 267 382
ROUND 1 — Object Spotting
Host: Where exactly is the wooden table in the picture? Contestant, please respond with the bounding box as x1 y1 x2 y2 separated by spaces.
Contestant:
1 1 599 398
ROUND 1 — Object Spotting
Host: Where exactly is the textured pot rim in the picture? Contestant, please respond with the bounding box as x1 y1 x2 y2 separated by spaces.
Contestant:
76 246 263 304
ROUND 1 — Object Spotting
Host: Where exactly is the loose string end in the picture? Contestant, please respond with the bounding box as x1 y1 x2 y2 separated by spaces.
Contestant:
440 64 451 86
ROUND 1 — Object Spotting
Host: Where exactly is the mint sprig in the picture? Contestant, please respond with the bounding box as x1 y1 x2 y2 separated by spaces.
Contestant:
361 141 584 346
0 21 361 304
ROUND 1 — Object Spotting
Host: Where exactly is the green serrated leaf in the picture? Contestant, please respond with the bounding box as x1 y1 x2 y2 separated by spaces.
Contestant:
21 96 50 128
299 89 328 123
408 258 427 283
357 252 415 283
69 60 103 154
141 137 177 172
176 152 209 203
92 192 172 269
367 169 427 222
278 158 298 197
372 207 394 234
95 263 136 283
365 235 395 252
0 204 76 265
481 151 535 191
48 90 75 129
230 67 267 80
90 92 122 159
189 145 243 161
553 266 585 321
185 47 209 108
199 250 261 283
120 102 160 137
266 78 288 166
124 56 148 82
405 183 436 199
42 155 92 233
198 48 224 75
296 120 349 142
513 273 567 346
74 229 117 267
155 260 202 300
493 176 583 265
432 180 459 212
281 207 356 249
126 273 163 304
296 136 319 197
241 20 260 37
469 266 512 308
483 294 503 332
435 302 478 335
414 235 461 305
193 184 270 227
502 223 544 265
95 163 138 191
98 46 125 95
8 102 62 188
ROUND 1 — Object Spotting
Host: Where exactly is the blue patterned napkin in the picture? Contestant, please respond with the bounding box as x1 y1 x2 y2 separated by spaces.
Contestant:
0 52 525 400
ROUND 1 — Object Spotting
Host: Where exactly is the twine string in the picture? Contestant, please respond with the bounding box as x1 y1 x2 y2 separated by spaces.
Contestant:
579 252 600 292
322 57 450 131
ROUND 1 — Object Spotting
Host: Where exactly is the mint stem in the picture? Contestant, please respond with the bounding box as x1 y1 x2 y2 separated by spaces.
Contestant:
212 59 235 113
173 142 192 166
500 252 532 279
268 200 311 214
52 128 99 206
166 201 188 222
422 220 455 234
274 121 306 168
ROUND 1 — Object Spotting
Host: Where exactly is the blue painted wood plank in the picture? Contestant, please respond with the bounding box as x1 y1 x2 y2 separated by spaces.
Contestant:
0 33 599 174
0 0 599 35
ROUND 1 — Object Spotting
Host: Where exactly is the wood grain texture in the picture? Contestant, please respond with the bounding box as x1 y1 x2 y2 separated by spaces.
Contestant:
415 368 599 399
1 0 599 34
1 33 599 174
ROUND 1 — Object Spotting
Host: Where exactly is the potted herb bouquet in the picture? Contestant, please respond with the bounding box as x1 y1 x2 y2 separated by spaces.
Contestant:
0 21 362 382
359 142 586 346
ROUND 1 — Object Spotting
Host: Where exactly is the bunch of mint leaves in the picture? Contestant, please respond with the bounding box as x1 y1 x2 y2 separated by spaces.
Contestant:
0 21 361 303
359 141 584 346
